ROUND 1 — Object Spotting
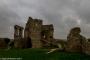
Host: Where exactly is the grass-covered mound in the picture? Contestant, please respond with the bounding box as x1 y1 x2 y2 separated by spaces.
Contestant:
0 48 89 60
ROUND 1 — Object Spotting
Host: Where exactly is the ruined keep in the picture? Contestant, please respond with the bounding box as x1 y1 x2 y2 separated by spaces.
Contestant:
24 17 43 48
13 17 54 48
24 17 54 48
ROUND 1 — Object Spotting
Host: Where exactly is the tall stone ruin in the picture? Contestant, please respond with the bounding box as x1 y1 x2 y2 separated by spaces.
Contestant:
24 17 42 48
14 25 24 48
41 25 54 47
13 17 54 48
14 25 23 39
24 17 54 48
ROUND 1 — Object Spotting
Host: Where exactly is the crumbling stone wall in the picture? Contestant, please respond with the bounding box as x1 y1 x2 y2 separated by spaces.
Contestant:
53 39 67 50
14 25 23 39
41 24 54 47
14 38 25 48
13 17 54 48
84 39 90 55
24 17 42 48
14 25 24 48
24 17 54 48
66 27 87 52
0 38 10 48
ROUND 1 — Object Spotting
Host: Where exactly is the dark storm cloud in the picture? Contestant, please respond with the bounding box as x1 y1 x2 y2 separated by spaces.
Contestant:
0 0 90 39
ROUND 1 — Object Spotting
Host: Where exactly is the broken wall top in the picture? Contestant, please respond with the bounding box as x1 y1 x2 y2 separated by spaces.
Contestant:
26 17 42 25
42 24 54 31
14 25 24 29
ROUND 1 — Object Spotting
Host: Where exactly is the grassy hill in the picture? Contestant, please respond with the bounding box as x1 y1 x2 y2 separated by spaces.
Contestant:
0 48 90 60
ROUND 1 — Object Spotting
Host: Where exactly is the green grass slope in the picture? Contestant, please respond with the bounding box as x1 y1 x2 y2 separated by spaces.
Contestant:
0 48 89 60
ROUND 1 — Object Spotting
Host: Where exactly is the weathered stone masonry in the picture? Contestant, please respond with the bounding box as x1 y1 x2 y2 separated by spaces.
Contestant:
14 25 24 48
24 17 43 48
14 17 54 48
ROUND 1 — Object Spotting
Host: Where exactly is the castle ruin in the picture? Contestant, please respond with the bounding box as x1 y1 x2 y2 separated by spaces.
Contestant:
13 17 90 55
14 17 54 48
14 25 25 48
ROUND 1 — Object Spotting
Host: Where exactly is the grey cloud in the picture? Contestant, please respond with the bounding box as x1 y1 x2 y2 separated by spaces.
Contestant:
0 0 90 39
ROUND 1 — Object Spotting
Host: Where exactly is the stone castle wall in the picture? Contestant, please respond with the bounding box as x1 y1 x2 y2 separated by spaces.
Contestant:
1 16 89 55
24 17 42 48
14 25 24 48
66 27 90 55
14 17 54 48
41 25 54 47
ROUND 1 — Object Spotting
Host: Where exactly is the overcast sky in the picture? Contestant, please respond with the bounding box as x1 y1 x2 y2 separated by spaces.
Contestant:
0 0 90 39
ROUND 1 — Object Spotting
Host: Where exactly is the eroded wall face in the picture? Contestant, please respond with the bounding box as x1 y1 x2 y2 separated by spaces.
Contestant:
41 25 54 47
14 17 54 48
14 25 23 39
24 17 42 48
14 25 24 48
84 39 90 55
0 38 10 48
66 27 87 53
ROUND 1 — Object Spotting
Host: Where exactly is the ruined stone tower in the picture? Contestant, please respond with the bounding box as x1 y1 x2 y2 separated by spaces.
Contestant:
13 17 54 48
14 25 24 48
14 25 23 39
41 25 54 47
24 17 42 48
